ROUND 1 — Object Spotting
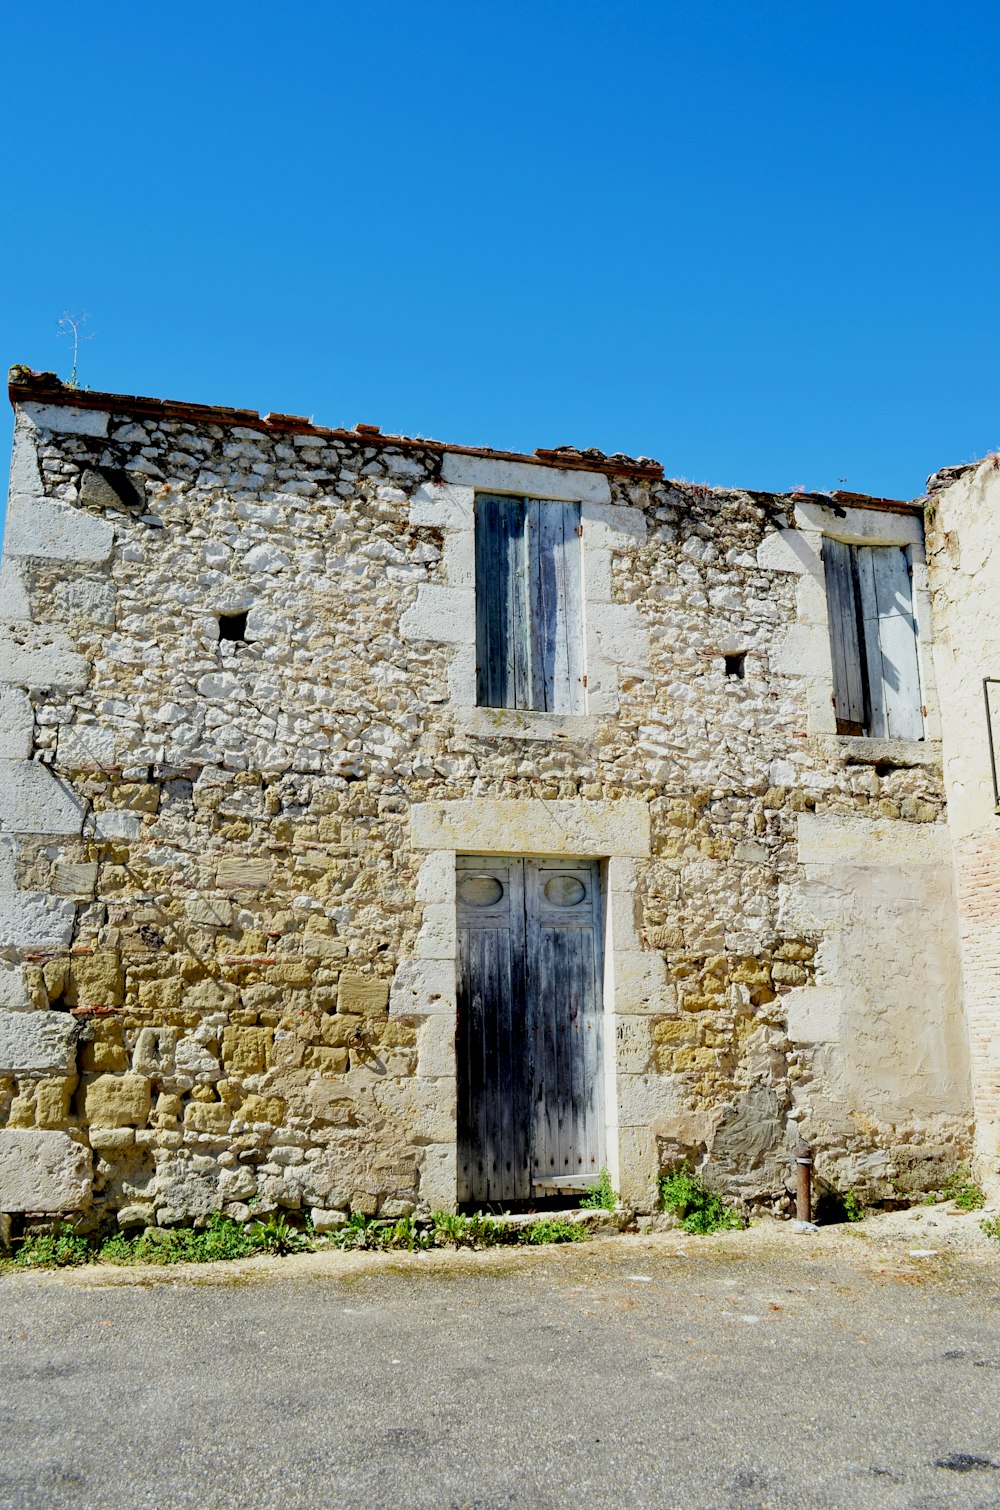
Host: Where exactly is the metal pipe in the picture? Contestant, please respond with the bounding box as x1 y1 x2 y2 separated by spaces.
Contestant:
984 679 1000 811
795 1145 813 1224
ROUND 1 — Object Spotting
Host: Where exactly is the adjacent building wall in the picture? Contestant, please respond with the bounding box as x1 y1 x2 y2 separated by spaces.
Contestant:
0 373 973 1226
927 457 1000 1192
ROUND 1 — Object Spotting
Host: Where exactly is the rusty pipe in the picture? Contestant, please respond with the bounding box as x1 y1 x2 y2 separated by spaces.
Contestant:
795 1144 813 1223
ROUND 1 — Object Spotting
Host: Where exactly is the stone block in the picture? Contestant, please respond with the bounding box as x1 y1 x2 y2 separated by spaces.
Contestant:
0 964 30 1010
416 1015 456 1078
0 888 75 951
217 858 272 889
0 1011 78 1075
440 451 611 505
0 690 33 758
137 978 184 1012
0 562 31 621
399 584 475 645
389 958 455 1017
0 1129 92 1211
0 625 89 691
184 1102 232 1134
56 725 117 769
237 1093 286 1125
82 1074 151 1128
52 861 98 896
304 1046 349 1073
89 1127 135 1153
221 1025 272 1075
5 496 114 563
34 1076 77 1128
80 1040 128 1073
69 950 124 1008
185 899 234 927
311 1207 348 1233
337 974 389 1018
22 401 109 437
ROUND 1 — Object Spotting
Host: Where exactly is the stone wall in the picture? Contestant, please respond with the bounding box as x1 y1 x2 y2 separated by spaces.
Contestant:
0 372 973 1228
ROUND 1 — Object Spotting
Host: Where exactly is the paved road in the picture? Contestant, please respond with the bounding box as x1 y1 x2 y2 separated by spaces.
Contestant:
1 1232 999 1509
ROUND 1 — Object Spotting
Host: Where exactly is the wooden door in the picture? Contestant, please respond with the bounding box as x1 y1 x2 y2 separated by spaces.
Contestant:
456 856 605 1205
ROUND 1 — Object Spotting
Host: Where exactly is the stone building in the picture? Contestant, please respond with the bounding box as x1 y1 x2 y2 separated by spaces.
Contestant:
0 365 992 1231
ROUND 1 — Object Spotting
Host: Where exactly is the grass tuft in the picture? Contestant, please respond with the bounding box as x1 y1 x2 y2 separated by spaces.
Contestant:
658 1166 745 1235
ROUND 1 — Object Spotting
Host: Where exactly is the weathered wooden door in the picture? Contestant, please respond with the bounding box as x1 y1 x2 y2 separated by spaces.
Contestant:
456 856 605 1205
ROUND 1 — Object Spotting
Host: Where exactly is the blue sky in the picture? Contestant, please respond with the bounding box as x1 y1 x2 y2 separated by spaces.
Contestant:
2 0 998 513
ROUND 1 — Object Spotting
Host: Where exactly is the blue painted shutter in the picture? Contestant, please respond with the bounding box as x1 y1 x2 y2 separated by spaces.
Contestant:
475 496 584 713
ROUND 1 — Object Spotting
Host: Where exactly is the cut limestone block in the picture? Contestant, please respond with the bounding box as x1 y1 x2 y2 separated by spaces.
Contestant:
0 1011 78 1075
0 1129 92 1211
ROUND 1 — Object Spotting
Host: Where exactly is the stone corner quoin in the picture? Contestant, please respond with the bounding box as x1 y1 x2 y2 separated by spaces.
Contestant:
0 365 995 1230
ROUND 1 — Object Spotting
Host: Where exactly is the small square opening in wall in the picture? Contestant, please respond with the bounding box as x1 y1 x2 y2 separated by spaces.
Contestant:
724 652 747 679
218 612 249 644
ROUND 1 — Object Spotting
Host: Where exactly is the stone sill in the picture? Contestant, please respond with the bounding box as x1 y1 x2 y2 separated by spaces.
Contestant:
456 707 603 743
823 734 943 769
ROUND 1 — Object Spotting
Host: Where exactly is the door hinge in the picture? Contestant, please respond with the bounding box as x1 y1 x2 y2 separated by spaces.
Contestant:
582 674 588 688
576 524 584 537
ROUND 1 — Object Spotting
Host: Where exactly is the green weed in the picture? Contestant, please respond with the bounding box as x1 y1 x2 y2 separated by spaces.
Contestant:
524 1218 588 1244
941 1166 986 1211
658 1166 745 1235
14 1223 90 1268
580 1168 618 1211
247 1211 311 1255
815 1186 866 1224
981 1215 1000 1243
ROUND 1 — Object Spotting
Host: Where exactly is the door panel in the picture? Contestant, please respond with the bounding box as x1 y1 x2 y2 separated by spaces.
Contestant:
527 860 605 1186
456 858 529 1203
456 856 605 1205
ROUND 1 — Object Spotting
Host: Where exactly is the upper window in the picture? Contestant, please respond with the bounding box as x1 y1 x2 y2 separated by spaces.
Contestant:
822 538 923 740
474 494 585 714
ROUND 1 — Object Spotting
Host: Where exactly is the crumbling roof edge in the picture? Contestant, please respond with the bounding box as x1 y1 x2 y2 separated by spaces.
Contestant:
7 366 919 512
6 368 664 483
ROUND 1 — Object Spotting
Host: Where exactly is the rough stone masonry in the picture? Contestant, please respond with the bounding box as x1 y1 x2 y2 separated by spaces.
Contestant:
0 364 992 1233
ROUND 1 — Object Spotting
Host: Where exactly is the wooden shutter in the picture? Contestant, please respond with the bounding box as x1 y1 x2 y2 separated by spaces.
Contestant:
855 544 923 740
823 537 867 735
475 496 584 713
527 500 585 713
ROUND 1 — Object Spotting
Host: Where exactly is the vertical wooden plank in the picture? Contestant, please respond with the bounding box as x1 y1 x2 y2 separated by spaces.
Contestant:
822 537 866 734
475 495 531 712
855 547 888 738
527 860 605 1191
870 546 923 741
474 494 494 710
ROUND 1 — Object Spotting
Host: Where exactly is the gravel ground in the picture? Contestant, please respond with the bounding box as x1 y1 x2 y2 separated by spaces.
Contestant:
0 1208 998 1510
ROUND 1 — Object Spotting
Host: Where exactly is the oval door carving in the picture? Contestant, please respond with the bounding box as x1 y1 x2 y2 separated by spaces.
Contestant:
457 875 504 907
543 875 586 906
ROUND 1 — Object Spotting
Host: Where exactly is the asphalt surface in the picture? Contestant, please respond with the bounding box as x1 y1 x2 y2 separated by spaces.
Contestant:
1 1230 999 1510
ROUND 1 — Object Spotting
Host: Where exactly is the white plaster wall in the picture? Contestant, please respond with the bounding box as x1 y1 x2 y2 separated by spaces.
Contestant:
782 813 970 1141
927 460 1000 1187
